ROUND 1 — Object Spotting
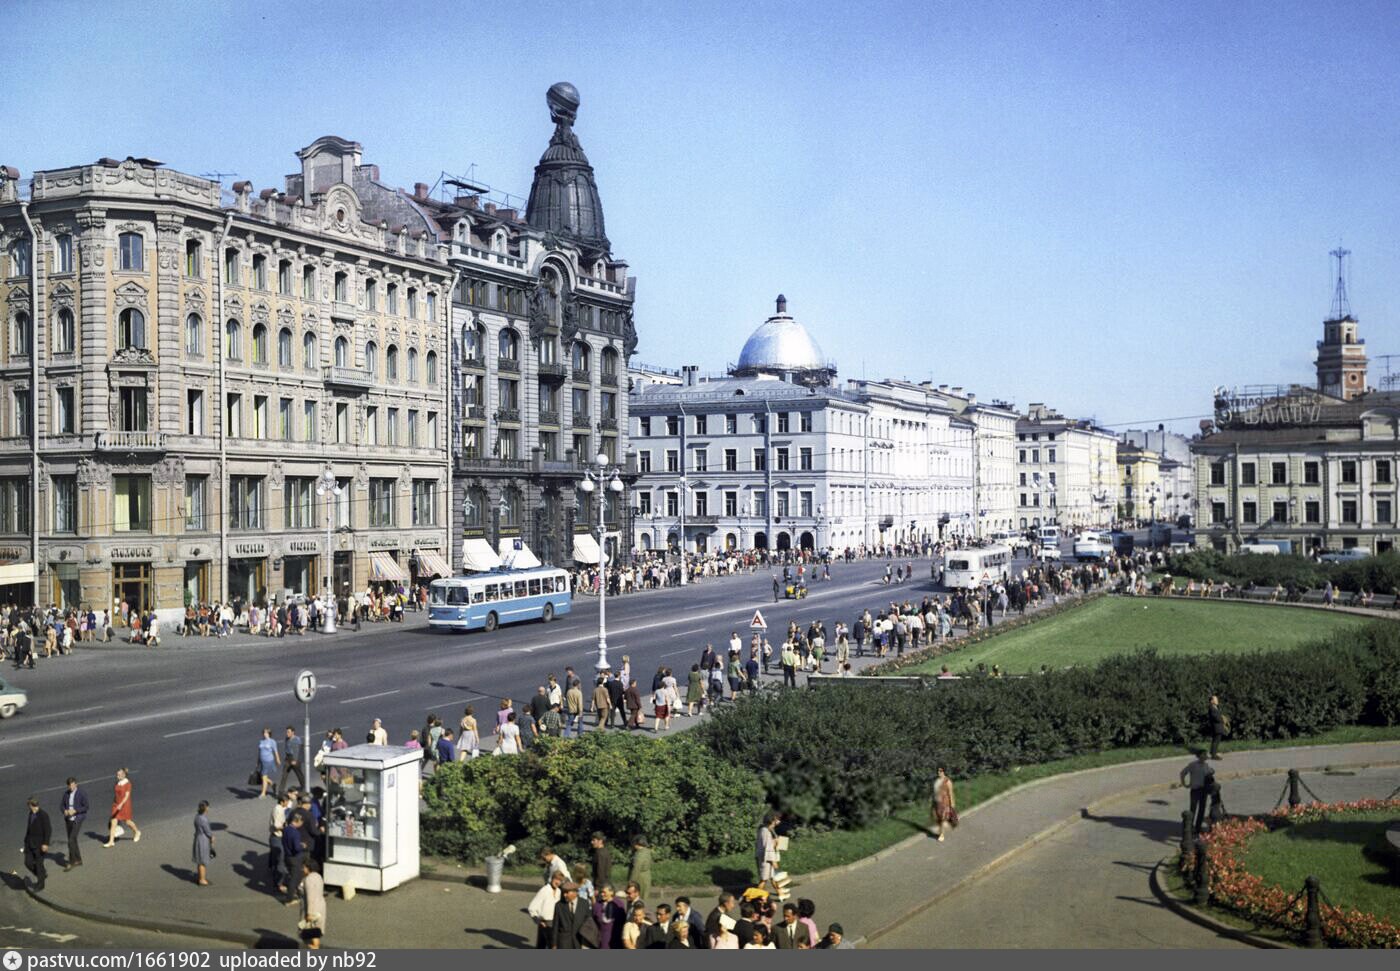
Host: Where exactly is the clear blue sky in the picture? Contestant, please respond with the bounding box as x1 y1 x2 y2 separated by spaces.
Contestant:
9 0 1400 432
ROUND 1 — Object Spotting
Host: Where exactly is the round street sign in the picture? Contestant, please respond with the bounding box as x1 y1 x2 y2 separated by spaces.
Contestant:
294 669 317 703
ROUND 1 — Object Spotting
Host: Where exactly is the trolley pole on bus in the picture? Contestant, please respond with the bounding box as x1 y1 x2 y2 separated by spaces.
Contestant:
580 452 624 672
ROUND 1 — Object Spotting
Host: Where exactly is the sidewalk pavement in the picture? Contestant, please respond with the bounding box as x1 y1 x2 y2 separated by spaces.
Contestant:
23 739 1400 948
77 611 434 651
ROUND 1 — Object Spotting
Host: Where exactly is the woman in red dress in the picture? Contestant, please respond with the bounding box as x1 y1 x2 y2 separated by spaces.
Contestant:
931 767 957 842
102 767 142 847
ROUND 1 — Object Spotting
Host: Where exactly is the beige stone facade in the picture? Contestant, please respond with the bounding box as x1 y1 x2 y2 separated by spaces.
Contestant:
0 140 452 612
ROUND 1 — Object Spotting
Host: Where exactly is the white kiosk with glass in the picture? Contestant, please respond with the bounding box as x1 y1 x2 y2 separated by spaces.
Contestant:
320 744 421 893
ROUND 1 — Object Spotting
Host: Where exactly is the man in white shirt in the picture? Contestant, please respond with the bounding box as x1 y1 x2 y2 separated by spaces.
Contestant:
729 632 742 656
541 847 570 884
527 871 564 949
369 719 388 745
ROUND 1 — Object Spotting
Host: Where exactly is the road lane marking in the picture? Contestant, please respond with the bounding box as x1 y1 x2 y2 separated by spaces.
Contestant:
110 677 181 691
0 764 15 770
669 628 704 637
21 705 104 722
661 648 694 658
188 678 261 693
163 719 253 738
338 689 400 705
33 773 115 794
428 694 487 709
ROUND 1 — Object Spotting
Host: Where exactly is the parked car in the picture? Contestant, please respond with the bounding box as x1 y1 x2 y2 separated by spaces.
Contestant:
1239 543 1281 555
0 676 28 718
1038 544 1062 561
1319 549 1371 563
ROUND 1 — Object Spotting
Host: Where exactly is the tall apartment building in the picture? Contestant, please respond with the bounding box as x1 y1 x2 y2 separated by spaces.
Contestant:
925 386 1018 538
0 139 452 611
1014 404 1119 530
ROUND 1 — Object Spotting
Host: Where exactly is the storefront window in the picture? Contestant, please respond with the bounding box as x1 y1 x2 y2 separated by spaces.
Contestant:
113 562 152 614
51 562 80 609
228 558 267 608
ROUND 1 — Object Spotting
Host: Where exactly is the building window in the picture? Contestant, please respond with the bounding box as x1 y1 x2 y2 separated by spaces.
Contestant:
251 254 267 289
753 414 766 434
387 407 399 446
637 491 652 515
225 319 242 360
776 447 790 471
224 248 239 285
799 447 813 471
572 386 590 418
251 324 268 365
1341 499 1358 524
407 348 419 383
1304 461 1320 484
1240 463 1256 486
638 416 651 437
426 350 437 385
303 332 317 371
1341 461 1357 484
334 271 348 302
1305 500 1320 524
50 307 74 354
335 402 348 443
753 492 768 518
365 341 378 379
118 388 147 431
499 328 520 362
253 395 268 439
724 448 737 472
1270 461 1286 485
666 416 680 436
776 492 790 518
1272 500 1288 523
776 413 790 434
118 309 145 350
284 477 314 529
665 449 679 473
112 474 151 532
694 448 708 472
387 283 398 315
0 478 29 532
365 405 378 446
386 345 399 382
275 328 292 368
1377 499 1393 524
800 491 813 517
54 386 75 434
1048 448 1057 463
1242 501 1257 524
638 451 652 473
9 312 29 357
370 479 395 526
364 278 377 310
723 491 738 517
187 389 203 436
426 291 436 320
184 313 202 356
406 287 417 319
277 259 292 296
52 475 77 533
499 378 520 412
1377 460 1392 484
303 400 318 443
278 397 293 441
694 490 709 517
406 409 418 447
725 414 737 434
412 479 436 526
427 412 437 448
55 234 74 274
800 412 813 433
302 265 316 300
334 336 347 368
695 413 708 435
118 232 143 271
226 393 241 437
1018 449 1026 463
754 448 767 471
1210 463 1226 486
229 475 263 529
184 476 207 531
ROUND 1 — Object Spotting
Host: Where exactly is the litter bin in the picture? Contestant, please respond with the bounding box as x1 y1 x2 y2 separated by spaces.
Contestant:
485 855 504 894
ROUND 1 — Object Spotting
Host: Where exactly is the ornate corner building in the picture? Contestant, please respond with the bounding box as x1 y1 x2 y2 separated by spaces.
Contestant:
0 141 454 611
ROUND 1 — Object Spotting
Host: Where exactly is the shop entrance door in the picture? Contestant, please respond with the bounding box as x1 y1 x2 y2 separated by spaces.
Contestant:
113 562 152 614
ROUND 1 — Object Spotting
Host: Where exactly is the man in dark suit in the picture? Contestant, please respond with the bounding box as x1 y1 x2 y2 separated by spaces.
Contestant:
59 777 88 870
551 882 592 949
605 675 625 728
733 902 756 950
589 832 611 889
705 892 736 946
643 904 674 948
674 896 708 948
23 797 52 891
1208 695 1227 760
773 903 804 949
280 816 306 903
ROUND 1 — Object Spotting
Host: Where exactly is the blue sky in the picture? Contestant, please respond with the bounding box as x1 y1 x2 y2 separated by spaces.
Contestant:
8 0 1400 431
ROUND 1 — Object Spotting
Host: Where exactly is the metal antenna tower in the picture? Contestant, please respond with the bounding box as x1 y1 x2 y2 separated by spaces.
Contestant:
1329 246 1352 319
200 171 238 182
1375 353 1400 390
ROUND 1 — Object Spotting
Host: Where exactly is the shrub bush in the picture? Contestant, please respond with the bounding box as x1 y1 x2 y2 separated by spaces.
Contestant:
422 730 766 865
700 621 1400 831
1166 549 1400 594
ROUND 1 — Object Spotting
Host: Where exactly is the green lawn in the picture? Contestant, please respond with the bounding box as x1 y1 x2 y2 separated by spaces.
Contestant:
900 598 1369 676
1241 810 1400 924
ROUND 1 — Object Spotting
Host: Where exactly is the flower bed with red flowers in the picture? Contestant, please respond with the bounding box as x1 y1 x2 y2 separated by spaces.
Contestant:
1184 799 1400 948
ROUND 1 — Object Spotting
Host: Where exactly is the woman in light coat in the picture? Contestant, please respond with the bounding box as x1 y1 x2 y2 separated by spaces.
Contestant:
299 859 326 949
192 801 214 886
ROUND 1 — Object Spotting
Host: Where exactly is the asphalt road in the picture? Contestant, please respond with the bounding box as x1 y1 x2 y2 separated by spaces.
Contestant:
0 557 943 863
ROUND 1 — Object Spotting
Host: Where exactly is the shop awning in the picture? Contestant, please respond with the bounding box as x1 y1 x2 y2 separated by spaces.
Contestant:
462 538 502 573
573 532 603 565
497 538 542 570
0 562 35 586
368 551 409 583
413 549 452 579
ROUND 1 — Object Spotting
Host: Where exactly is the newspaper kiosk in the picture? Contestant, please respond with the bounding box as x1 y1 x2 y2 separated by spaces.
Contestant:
321 744 421 892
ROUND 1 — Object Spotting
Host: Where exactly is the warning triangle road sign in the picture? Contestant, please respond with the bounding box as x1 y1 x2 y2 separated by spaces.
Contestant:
749 609 768 630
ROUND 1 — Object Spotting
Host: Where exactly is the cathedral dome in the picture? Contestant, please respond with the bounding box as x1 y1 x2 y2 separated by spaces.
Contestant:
734 295 828 375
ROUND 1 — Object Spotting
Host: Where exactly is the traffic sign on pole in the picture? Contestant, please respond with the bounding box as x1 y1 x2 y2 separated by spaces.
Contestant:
749 609 768 631
294 669 318 703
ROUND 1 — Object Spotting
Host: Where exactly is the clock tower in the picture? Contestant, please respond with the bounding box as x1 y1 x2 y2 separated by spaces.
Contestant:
1316 247 1368 400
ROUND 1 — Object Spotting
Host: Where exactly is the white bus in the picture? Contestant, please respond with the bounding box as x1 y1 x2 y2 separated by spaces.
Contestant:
427 567 573 632
1073 530 1112 561
1037 525 1060 546
942 544 1012 589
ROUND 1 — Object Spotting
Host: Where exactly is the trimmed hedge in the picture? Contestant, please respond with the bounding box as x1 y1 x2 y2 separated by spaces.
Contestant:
699 621 1400 831
422 731 766 865
1167 549 1400 594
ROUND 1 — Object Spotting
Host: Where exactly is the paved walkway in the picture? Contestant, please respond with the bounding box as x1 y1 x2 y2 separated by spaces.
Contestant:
21 739 1400 947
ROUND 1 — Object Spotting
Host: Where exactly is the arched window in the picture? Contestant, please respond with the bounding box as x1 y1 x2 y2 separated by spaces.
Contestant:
333 336 348 368
497 328 518 361
365 341 378 378
54 308 75 354
463 323 484 362
303 332 318 371
184 313 202 356
118 232 143 271
492 230 507 253
251 323 268 364
407 347 419 382
117 309 144 350
385 345 399 381
571 340 591 372
278 327 293 368
426 350 438 385
225 319 242 360
601 346 619 380
12 312 31 355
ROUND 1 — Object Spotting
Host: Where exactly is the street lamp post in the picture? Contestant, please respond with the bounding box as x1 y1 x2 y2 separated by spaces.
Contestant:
579 451 624 672
678 473 687 586
740 501 750 552
315 470 343 634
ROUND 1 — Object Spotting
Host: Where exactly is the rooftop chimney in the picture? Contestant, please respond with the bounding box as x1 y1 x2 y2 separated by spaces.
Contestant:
682 365 699 387
413 182 429 201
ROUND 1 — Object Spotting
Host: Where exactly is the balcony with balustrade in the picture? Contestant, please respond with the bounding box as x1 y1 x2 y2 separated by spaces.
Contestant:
324 365 374 390
538 362 567 384
96 430 167 451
